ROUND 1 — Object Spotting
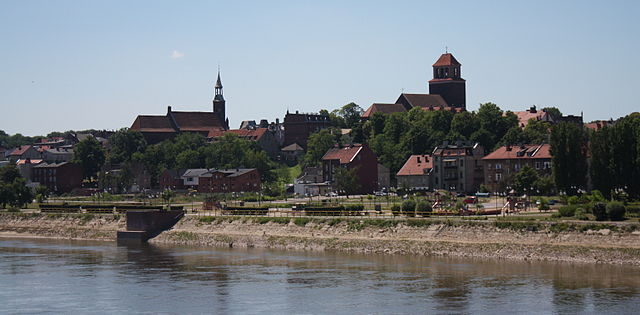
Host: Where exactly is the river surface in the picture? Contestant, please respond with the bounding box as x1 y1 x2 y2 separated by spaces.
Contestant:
1 237 639 314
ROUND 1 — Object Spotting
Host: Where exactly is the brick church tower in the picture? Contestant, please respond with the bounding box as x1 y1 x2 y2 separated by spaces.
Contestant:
213 70 229 129
428 53 466 109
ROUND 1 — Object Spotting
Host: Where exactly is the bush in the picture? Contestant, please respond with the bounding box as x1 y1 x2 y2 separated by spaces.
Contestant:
415 200 432 216
574 207 589 220
538 198 550 211
592 202 607 221
391 204 401 216
567 196 580 205
558 205 577 217
606 202 626 221
402 200 416 217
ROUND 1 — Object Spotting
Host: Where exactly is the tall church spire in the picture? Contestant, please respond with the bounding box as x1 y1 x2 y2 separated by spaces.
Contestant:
213 68 227 129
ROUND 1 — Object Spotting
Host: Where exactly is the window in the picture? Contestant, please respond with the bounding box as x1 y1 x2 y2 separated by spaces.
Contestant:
495 163 502 170
496 173 502 181
535 162 541 170
544 162 551 169
459 159 464 166
460 172 463 179
514 163 520 172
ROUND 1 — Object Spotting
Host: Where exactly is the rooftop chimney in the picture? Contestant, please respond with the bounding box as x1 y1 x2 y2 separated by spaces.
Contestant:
167 106 172 113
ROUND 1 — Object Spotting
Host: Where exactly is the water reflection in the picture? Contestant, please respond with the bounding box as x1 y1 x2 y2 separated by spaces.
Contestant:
1 237 640 314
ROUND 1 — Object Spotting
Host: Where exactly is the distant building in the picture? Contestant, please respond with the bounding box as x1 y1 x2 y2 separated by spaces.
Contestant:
208 128 281 159
513 106 555 128
396 155 434 191
7 145 40 163
322 144 378 194
130 71 229 144
32 162 83 194
431 142 484 193
283 111 331 149
585 120 614 131
159 169 186 190
482 144 552 192
181 169 210 189
197 168 261 193
362 52 466 118
42 148 74 163
293 166 330 196
280 143 305 166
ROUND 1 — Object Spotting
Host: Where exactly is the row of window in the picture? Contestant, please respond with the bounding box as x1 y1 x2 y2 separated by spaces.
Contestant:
488 161 551 171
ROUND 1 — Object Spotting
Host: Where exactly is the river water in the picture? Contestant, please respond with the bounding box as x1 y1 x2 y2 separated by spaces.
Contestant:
1 237 639 314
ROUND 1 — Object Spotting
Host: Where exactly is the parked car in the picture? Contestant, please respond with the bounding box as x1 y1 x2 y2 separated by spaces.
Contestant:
463 196 478 204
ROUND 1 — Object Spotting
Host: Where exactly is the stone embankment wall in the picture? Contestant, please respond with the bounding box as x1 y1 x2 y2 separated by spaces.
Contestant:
2 213 640 266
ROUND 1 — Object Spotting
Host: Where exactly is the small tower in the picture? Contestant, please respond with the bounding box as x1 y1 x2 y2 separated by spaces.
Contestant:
428 53 466 109
213 69 228 129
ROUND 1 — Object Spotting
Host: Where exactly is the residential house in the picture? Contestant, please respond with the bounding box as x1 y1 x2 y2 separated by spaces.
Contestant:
431 142 484 193
197 168 261 193
396 155 433 191
32 162 83 194
181 169 210 189
293 166 330 196
42 148 74 163
159 169 186 190
281 143 305 166
513 106 555 128
7 145 41 163
322 144 378 194
16 158 44 187
585 120 614 131
482 144 552 193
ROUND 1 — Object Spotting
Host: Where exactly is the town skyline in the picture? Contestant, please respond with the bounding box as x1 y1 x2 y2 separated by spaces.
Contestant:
2 1 639 136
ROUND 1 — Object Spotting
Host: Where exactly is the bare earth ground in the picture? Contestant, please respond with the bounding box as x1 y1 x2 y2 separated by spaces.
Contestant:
2 213 640 266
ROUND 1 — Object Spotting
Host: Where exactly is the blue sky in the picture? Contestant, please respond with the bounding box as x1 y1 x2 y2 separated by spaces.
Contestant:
1 0 639 136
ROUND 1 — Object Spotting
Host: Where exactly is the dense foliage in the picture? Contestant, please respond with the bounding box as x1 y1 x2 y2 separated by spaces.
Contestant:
0 165 33 208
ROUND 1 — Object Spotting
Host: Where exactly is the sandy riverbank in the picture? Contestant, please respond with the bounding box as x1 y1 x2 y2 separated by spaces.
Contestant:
2 213 640 266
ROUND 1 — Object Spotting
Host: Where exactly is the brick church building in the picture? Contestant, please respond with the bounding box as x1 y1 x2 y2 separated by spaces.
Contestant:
362 52 467 118
130 71 230 144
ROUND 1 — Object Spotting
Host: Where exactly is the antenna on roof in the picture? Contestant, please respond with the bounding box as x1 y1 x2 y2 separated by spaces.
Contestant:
445 46 448 53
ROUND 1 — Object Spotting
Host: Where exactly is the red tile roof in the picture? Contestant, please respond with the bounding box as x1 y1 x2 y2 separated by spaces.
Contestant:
131 115 175 132
322 144 364 164
16 159 43 165
362 103 407 118
9 145 32 156
433 53 461 67
207 128 267 141
397 155 433 176
585 120 613 131
399 93 449 108
482 144 551 160
513 109 550 128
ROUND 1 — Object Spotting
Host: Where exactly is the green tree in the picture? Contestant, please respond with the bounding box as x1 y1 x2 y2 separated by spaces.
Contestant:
450 111 480 139
335 102 364 129
106 128 147 165
302 129 337 168
550 122 588 195
74 137 106 179
513 165 539 195
334 167 360 197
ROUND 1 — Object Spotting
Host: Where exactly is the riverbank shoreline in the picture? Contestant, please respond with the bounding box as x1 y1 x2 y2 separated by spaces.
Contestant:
2 213 640 266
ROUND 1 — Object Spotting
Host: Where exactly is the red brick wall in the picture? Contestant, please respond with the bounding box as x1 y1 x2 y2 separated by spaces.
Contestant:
198 170 261 193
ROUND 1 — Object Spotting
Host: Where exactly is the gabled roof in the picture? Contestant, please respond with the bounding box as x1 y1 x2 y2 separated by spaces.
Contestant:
181 169 210 178
362 103 407 118
8 145 33 156
170 111 225 132
397 155 433 176
397 93 449 108
281 143 304 152
131 115 176 132
513 109 550 128
322 144 364 164
433 53 461 67
482 144 551 160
